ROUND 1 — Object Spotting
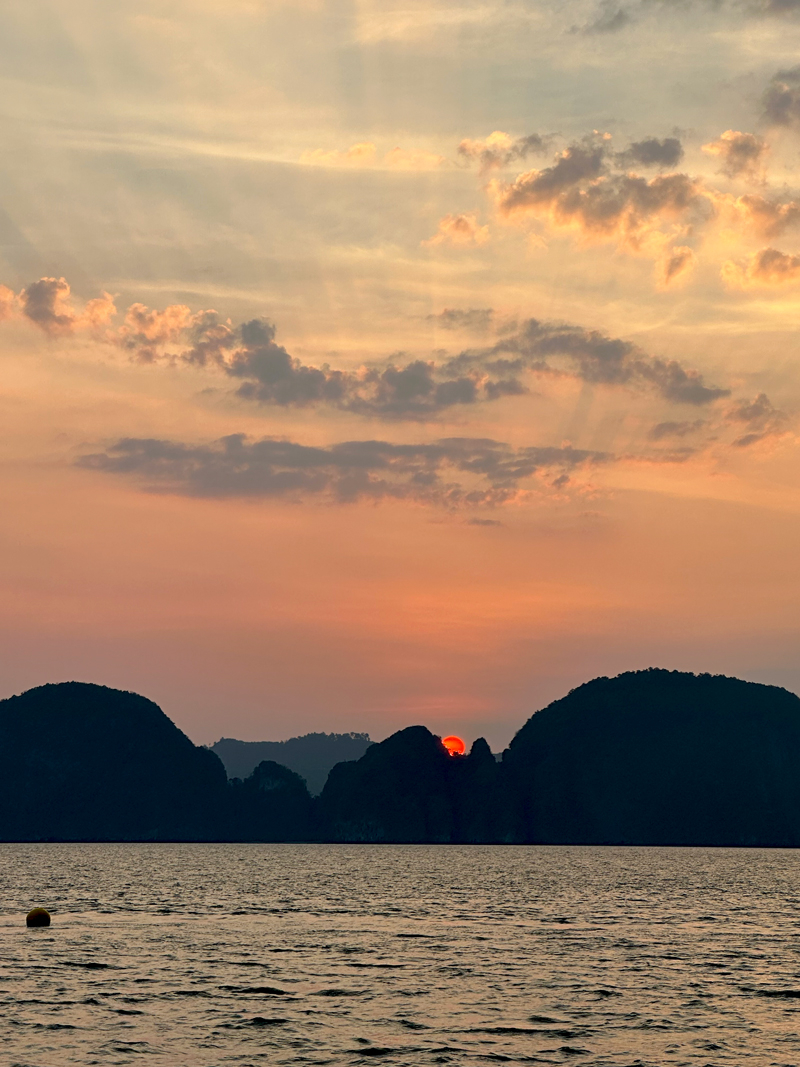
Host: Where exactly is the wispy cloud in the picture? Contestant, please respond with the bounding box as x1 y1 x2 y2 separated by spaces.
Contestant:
300 142 446 170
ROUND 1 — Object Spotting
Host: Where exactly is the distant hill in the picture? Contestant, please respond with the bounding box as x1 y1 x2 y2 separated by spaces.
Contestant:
211 732 373 795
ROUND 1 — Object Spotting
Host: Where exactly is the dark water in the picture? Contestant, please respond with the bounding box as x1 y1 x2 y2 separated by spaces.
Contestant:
3 845 800 1066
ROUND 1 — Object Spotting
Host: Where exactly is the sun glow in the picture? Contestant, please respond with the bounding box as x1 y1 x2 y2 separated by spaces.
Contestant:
442 735 466 756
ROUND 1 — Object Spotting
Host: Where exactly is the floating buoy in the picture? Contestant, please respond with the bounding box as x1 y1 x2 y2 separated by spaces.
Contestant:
26 908 51 928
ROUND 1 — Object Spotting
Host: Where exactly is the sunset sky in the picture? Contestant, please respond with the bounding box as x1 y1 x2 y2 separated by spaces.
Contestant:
3 0 800 749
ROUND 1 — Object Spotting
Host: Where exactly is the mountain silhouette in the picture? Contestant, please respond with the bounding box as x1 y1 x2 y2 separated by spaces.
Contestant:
0 682 230 841
211 732 372 795
503 669 800 846
5 670 800 844
229 760 313 841
318 726 502 842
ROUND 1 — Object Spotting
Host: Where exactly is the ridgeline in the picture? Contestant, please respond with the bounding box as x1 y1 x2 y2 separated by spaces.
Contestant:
3 670 800 845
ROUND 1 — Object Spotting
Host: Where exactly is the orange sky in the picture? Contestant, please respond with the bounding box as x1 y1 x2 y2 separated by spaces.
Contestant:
2 0 800 749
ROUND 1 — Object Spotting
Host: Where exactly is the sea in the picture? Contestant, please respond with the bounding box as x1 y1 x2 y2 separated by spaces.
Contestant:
2 844 800 1066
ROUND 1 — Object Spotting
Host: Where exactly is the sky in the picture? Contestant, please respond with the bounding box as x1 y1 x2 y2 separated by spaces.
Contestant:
3 0 800 750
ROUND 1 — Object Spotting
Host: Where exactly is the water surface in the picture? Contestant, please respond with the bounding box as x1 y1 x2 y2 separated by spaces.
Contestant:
2 844 800 1065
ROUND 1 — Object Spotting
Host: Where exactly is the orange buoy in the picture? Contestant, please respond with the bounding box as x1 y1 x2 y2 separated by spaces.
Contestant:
26 908 51 927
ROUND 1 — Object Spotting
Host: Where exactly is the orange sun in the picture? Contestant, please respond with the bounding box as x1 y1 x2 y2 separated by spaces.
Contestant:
442 735 466 756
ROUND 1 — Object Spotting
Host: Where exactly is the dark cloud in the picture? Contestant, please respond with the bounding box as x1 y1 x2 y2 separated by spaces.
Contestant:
226 323 351 407
657 245 696 288
648 419 706 440
763 67 800 126
457 133 548 170
77 434 607 506
447 319 729 405
726 392 787 445
226 331 491 418
498 142 607 213
19 277 116 335
113 306 527 418
104 295 730 417
495 139 703 248
20 277 74 332
703 130 767 178
228 314 728 412
617 137 684 168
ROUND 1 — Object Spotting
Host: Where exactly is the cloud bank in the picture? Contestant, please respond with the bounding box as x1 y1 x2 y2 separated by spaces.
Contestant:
4 278 732 418
78 434 607 505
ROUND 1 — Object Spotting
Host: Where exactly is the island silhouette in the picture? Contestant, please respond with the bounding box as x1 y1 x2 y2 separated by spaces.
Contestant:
211 732 373 795
3 669 800 845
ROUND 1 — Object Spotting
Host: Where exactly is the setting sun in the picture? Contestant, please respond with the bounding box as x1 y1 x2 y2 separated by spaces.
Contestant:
442 735 466 757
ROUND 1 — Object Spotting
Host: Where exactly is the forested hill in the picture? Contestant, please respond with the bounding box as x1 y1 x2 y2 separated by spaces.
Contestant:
4 670 800 845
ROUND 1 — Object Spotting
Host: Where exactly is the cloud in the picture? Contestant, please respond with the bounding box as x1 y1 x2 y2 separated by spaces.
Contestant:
756 0 800 11
457 131 548 171
221 320 487 416
116 302 228 363
300 142 377 166
108 306 511 418
300 142 445 170
222 313 728 414
77 433 607 506
424 213 490 247
720 192 800 239
725 392 788 446
702 130 768 179
657 245 697 288
0 285 17 321
0 278 731 417
721 247 800 287
616 137 684 168
20 277 116 336
763 67 800 126
383 147 448 170
113 300 730 413
648 419 706 440
446 317 729 405
428 308 494 331
495 141 607 212
493 140 702 251
574 2 633 34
